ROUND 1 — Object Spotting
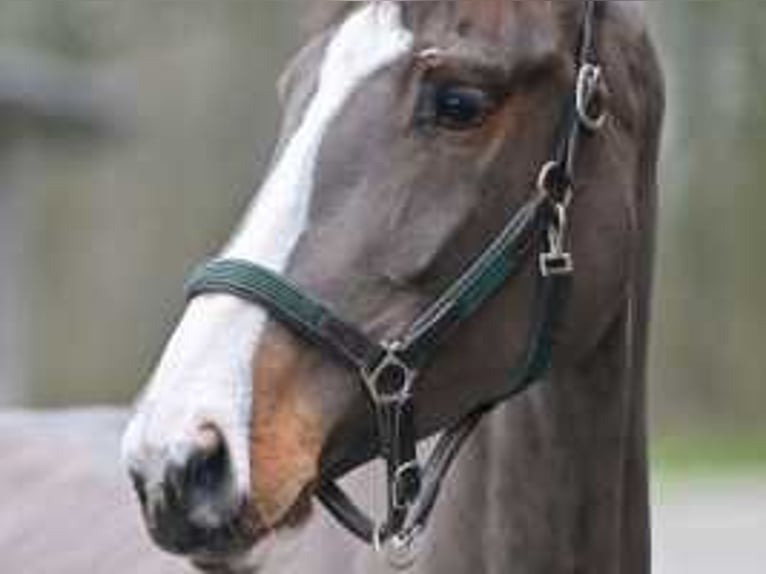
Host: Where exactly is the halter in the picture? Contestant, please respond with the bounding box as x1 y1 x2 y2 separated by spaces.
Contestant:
185 1 605 567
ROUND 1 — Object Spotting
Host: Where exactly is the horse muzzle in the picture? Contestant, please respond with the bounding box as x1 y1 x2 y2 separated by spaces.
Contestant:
125 423 265 558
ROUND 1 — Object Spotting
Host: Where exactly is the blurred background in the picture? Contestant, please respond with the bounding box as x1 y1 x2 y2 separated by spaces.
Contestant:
0 2 763 571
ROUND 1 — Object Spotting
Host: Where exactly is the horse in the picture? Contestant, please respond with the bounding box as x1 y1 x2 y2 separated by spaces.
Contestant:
121 1 664 573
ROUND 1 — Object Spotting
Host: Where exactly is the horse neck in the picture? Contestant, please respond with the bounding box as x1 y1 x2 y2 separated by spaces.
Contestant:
419 302 649 574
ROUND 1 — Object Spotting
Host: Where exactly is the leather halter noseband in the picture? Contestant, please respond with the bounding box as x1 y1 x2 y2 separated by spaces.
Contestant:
185 0 604 566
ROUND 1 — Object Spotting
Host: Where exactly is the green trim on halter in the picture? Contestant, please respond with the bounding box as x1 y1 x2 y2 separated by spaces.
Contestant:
395 193 547 369
185 190 549 377
186 260 385 371
187 261 328 342
188 260 325 325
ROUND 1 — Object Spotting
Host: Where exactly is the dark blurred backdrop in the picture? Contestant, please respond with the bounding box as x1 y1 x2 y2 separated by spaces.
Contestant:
0 2 764 451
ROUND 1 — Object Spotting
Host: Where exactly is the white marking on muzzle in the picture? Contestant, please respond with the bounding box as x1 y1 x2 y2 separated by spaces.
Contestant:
122 0 413 528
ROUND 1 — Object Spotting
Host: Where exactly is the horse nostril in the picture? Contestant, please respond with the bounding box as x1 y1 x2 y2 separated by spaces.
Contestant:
187 425 228 494
158 423 237 530
127 423 250 554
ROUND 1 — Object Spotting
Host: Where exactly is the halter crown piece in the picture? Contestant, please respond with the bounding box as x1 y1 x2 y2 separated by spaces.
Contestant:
185 1 605 568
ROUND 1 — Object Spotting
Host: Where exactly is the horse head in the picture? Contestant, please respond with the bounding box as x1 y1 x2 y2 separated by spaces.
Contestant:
122 1 663 571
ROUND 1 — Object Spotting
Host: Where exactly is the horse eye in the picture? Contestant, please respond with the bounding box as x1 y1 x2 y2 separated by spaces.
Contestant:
431 84 492 130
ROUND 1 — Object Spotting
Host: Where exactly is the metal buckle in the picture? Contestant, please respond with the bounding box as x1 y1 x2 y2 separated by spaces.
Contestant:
539 251 574 277
539 202 574 277
392 460 422 510
362 344 417 405
576 63 606 131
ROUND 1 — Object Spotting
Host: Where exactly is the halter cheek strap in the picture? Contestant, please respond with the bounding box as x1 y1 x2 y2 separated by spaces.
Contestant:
185 0 604 565
186 189 560 549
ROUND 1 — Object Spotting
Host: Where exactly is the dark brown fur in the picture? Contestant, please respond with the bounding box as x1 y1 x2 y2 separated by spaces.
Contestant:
248 2 663 573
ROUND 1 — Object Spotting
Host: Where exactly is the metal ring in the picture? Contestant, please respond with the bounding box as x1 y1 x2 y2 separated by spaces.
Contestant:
576 63 606 131
362 355 415 405
361 345 417 405
536 161 573 206
372 523 385 555
385 528 421 570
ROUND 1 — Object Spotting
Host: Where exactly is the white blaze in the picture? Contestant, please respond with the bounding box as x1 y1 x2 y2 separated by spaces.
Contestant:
122 1 414 518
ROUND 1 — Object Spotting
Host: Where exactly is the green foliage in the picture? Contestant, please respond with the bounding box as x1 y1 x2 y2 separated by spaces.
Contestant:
648 2 766 438
651 431 766 477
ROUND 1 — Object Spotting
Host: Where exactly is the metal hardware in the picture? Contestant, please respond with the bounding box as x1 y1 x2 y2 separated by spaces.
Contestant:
576 63 606 131
384 527 422 571
537 161 573 207
539 251 574 277
540 202 574 277
361 344 417 405
392 460 422 509
372 523 385 555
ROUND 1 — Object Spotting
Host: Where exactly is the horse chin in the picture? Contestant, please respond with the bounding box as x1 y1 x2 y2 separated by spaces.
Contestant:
268 479 316 530
190 487 314 574
190 524 310 574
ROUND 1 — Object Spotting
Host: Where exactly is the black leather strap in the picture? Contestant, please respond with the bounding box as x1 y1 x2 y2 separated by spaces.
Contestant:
395 193 546 370
314 269 570 544
316 481 376 543
186 260 386 373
